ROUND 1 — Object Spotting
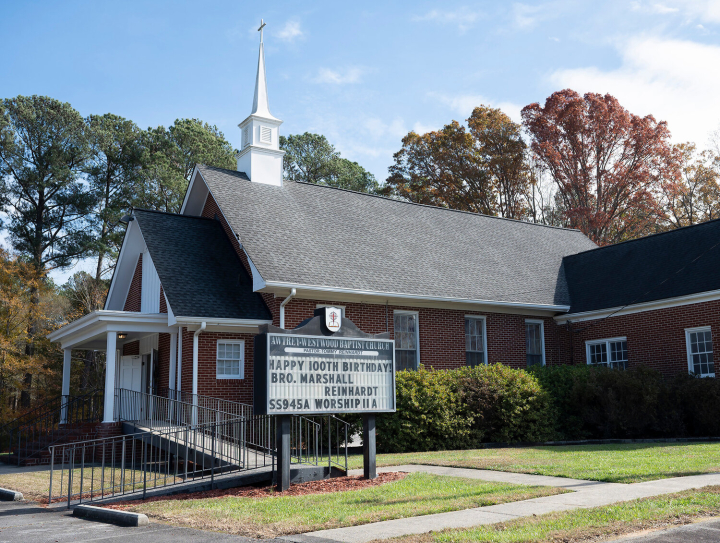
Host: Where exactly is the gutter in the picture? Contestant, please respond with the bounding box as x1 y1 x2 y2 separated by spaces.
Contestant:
263 281 568 313
279 288 297 329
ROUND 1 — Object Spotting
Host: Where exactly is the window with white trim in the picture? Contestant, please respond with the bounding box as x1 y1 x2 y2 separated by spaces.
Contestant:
585 338 628 369
393 311 419 371
526 320 545 367
216 341 244 379
465 316 486 367
685 327 714 377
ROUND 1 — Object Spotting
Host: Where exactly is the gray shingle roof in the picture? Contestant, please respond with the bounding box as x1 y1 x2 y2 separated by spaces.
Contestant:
133 209 272 320
563 219 720 314
197 166 597 308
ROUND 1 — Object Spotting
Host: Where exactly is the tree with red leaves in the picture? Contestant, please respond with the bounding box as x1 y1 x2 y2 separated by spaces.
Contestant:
521 89 680 245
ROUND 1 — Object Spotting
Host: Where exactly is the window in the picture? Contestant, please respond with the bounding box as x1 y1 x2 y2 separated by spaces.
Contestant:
316 304 346 317
465 316 486 367
216 341 244 379
394 311 419 371
585 338 628 369
526 320 545 367
685 327 714 377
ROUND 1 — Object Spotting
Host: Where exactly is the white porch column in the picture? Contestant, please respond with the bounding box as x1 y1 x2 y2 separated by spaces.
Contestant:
60 348 71 424
176 327 182 393
103 332 117 423
168 331 177 399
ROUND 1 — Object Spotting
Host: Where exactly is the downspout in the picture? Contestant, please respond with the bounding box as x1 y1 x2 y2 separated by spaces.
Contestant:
192 322 206 425
279 288 296 329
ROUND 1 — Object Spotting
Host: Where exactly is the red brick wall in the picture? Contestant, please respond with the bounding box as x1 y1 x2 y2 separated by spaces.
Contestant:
124 254 142 312
176 327 255 404
123 341 139 356
553 299 720 376
157 333 170 392
159 286 167 314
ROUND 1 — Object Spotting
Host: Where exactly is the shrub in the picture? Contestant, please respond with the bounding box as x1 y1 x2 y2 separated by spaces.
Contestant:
376 367 474 453
459 364 556 443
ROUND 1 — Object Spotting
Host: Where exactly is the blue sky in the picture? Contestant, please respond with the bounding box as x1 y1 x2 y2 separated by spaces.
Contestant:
2 0 720 283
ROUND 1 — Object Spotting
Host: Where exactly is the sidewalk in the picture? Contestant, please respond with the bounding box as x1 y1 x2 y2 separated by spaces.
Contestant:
282 465 720 543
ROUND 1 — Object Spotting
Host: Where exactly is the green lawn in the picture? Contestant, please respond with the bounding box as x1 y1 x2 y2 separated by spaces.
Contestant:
347 442 720 483
398 486 720 543
126 473 565 537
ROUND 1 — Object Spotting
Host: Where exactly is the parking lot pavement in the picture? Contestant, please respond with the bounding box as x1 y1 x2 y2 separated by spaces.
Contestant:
614 518 720 542
0 500 273 543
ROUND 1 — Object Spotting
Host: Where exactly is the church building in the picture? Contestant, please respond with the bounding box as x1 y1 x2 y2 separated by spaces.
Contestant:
48 28 720 424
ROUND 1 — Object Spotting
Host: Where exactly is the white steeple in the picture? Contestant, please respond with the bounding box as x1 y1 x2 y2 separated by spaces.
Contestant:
237 18 285 186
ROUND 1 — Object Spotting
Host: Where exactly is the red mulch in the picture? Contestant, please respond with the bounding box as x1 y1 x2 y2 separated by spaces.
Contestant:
104 472 406 509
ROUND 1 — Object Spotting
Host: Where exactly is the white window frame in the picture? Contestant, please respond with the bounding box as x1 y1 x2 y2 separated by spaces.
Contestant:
393 310 420 370
685 326 715 378
216 340 245 380
465 315 488 366
585 337 628 369
316 304 346 317
525 319 546 367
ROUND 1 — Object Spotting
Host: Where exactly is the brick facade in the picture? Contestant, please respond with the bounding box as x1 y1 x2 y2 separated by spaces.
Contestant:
111 193 718 407
553 300 720 377
123 254 142 312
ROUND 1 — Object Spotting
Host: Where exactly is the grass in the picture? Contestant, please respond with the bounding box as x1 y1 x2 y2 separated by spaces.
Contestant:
346 442 720 483
394 486 720 543
126 473 566 537
0 468 181 502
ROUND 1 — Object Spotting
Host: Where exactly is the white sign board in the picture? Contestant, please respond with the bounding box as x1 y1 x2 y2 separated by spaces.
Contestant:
262 333 396 415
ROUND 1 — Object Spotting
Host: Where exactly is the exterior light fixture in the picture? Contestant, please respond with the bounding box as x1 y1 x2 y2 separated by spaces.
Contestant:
117 333 128 339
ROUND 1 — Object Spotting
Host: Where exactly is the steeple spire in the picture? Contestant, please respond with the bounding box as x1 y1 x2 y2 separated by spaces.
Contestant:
236 18 285 186
251 19 278 121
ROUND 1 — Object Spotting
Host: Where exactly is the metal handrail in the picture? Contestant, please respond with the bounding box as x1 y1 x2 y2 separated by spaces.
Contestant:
157 387 253 420
6 390 104 465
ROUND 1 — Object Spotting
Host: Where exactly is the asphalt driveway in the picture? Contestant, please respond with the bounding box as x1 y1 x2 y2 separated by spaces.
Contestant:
0 500 272 543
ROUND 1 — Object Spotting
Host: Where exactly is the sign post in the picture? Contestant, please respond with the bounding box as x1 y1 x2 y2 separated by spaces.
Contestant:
255 307 395 490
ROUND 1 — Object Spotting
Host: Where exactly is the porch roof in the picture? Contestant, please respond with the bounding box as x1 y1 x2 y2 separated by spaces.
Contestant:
47 311 174 350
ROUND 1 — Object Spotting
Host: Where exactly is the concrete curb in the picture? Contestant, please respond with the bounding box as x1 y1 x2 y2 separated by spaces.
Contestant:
0 487 23 501
73 504 148 527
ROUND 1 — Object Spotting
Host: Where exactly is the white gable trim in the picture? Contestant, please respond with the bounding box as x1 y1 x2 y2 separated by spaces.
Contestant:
140 250 161 313
105 219 146 311
554 288 720 324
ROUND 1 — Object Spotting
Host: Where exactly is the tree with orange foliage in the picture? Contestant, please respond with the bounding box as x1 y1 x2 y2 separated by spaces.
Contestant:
522 89 680 245
662 143 720 229
382 106 531 219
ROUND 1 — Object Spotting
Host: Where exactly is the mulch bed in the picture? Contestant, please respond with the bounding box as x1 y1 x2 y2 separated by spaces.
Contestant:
105 471 407 509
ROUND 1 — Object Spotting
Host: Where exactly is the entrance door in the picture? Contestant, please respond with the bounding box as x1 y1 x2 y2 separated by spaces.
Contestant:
118 355 142 420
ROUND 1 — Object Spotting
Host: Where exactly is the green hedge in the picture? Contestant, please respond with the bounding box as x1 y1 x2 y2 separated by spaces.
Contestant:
374 364 720 453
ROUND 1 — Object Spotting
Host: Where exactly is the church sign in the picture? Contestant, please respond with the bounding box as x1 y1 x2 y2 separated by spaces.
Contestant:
254 307 396 416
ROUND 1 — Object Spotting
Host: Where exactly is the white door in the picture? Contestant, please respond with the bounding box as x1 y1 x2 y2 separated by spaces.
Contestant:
118 356 143 420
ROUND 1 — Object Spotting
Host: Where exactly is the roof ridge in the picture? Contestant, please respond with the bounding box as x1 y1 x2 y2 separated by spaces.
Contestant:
200 164 586 235
132 207 215 221
566 217 720 259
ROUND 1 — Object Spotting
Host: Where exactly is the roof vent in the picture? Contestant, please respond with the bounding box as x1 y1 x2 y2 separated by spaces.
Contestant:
260 126 272 144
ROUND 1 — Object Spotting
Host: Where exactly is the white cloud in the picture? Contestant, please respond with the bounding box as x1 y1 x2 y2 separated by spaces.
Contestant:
314 67 364 84
632 0 720 21
549 36 720 143
412 7 483 32
363 117 408 139
276 20 303 42
412 122 438 134
511 2 561 29
429 92 524 123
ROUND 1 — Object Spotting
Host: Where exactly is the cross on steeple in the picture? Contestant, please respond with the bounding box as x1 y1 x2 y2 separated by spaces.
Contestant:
258 19 266 43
